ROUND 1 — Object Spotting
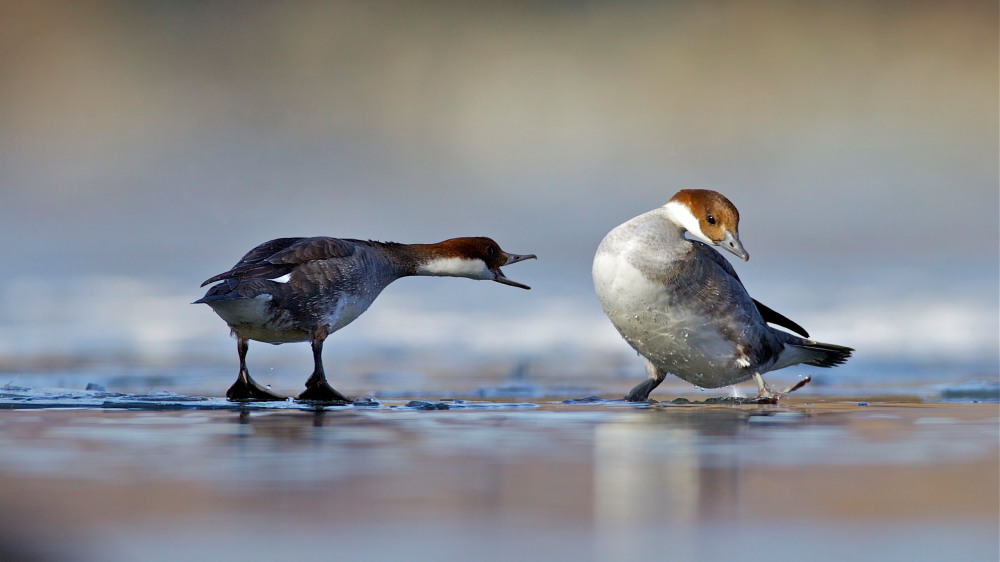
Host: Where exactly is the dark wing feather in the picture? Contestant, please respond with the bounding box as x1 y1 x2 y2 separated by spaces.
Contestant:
690 241 810 338
266 237 359 265
232 237 307 267
751 298 809 338
200 237 359 286
689 240 743 283
690 240 742 282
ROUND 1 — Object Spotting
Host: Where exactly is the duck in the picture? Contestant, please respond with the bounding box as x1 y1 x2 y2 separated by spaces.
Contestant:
592 189 852 402
196 236 535 402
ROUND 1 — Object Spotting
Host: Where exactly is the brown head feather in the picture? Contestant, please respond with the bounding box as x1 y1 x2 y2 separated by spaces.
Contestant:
668 189 741 243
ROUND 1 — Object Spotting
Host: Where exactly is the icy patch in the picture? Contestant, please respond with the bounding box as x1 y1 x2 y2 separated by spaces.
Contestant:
0 385 540 412
939 380 1000 403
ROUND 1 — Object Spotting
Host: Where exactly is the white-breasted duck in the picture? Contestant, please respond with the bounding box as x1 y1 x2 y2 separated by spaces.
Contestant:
592 189 851 402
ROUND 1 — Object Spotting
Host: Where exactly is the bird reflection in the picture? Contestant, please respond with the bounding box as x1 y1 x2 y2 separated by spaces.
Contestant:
594 408 752 560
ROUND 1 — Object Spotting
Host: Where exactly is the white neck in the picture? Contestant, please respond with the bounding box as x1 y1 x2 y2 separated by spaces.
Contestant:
662 201 712 245
416 257 492 280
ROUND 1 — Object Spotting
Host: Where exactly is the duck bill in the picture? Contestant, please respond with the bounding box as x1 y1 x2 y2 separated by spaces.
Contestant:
493 271 531 289
503 252 536 266
720 232 749 262
493 252 536 290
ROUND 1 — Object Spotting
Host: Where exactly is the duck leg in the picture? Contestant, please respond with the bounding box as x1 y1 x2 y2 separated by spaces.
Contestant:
226 335 287 401
625 360 667 402
297 332 351 403
751 373 812 404
752 372 779 404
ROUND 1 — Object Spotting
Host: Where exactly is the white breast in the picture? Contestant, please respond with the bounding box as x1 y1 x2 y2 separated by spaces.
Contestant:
593 246 751 388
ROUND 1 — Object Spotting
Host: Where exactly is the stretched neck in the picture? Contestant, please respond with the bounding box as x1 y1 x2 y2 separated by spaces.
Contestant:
397 243 492 280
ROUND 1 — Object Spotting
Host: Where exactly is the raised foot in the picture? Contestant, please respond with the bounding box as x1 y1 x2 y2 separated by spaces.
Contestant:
226 377 287 402
753 376 812 404
297 381 351 404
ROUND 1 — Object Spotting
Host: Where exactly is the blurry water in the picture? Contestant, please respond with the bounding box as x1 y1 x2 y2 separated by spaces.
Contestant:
0 402 996 562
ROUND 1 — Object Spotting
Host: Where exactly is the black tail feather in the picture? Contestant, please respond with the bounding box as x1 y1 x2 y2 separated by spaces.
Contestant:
801 341 854 368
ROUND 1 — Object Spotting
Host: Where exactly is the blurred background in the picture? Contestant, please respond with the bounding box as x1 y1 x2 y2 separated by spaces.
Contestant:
0 0 997 396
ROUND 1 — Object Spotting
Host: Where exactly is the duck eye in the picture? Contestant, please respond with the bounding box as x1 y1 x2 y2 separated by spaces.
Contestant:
486 246 495 256
706 214 717 225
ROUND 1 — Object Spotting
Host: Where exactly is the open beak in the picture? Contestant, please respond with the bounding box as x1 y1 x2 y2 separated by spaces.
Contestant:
720 231 749 262
492 252 536 290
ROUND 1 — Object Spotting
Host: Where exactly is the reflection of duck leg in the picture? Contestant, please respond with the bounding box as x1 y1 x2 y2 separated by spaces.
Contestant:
752 373 812 404
226 335 287 401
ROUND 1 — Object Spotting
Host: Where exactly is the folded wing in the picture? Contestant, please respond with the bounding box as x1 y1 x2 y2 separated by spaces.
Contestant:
200 237 359 286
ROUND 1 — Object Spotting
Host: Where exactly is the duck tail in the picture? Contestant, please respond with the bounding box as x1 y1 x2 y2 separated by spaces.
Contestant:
796 341 854 368
770 330 853 371
192 278 238 304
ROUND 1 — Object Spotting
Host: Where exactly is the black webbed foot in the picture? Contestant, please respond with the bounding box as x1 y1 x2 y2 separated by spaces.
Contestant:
226 336 286 401
296 334 349 403
297 380 351 404
625 378 659 402
226 374 286 401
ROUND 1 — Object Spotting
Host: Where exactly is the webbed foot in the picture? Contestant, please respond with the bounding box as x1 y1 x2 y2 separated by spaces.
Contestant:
625 390 655 402
226 373 286 401
625 374 663 402
297 381 351 404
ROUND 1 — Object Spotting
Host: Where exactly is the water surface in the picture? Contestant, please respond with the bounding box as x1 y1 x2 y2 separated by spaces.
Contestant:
1 390 996 562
